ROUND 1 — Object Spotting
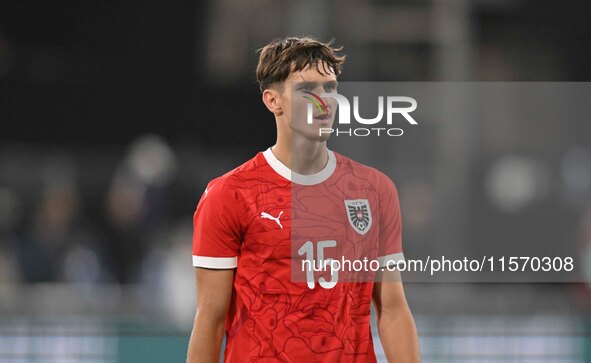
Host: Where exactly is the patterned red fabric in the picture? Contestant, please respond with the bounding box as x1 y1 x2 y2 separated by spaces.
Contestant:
193 149 403 362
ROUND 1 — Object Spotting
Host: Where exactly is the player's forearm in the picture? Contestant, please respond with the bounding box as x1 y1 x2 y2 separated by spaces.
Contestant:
187 312 225 363
377 306 421 363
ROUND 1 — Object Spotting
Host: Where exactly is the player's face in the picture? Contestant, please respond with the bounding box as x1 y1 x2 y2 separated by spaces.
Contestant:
280 63 338 142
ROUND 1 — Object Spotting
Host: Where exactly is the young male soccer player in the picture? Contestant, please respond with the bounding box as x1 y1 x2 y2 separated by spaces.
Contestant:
187 36 420 363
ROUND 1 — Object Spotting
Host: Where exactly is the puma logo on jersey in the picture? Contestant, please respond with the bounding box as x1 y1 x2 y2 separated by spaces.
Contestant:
260 211 283 229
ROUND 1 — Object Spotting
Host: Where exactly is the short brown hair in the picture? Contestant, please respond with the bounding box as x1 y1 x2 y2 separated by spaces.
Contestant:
256 36 346 92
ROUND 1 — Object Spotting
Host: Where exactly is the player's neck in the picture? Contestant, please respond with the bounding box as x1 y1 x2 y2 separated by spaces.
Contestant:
271 138 328 176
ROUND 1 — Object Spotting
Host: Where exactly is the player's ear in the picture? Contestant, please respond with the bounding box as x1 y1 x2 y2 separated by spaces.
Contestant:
262 88 283 116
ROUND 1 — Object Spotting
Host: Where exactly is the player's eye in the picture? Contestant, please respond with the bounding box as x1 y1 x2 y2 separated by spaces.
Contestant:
298 85 315 92
324 82 338 93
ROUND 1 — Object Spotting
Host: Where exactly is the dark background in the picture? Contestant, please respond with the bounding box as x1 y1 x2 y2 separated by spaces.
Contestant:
2 1 591 146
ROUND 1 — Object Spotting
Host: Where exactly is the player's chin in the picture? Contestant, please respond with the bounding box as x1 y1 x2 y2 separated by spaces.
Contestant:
292 126 332 142
317 125 334 141
316 132 332 142
303 126 332 142
304 132 331 143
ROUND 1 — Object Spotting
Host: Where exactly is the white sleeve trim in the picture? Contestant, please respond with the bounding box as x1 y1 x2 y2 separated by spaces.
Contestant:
192 255 238 269
377 252 405 267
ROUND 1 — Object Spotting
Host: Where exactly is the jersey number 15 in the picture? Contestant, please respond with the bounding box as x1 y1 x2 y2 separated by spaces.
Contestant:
298 240 339 289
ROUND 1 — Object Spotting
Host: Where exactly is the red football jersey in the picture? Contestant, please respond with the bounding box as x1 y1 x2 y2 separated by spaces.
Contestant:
192 147 404 362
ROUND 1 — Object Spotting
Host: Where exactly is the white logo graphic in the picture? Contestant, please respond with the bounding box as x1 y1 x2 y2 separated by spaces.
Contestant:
260 211 283 229
344 199 372 235
308 94 418 125
306 92 418 137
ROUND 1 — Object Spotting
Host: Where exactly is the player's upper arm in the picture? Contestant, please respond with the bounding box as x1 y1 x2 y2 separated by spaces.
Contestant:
192 179 244 269
372 270 408 316
195 267 234 318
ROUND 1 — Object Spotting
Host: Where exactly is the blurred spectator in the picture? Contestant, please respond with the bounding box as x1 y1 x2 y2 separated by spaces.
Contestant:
17 158 82 282
140 221 195 328
574 204 591 308
0 187 21 283
104 134 178 283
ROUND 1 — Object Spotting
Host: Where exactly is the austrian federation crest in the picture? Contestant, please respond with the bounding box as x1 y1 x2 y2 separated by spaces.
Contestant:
344 199 372 235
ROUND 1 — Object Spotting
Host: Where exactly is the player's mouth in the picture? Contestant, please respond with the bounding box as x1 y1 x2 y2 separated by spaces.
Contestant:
314 113 331 124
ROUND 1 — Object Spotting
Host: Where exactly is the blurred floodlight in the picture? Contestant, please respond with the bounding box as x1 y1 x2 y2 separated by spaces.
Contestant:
485 156 549 213
126 134 178 187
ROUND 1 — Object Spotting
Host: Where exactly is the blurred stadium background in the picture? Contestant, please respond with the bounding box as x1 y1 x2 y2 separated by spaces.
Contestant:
1 0 591 362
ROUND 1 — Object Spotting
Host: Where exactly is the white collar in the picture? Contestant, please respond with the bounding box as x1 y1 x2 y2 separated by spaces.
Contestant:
262 147 336 185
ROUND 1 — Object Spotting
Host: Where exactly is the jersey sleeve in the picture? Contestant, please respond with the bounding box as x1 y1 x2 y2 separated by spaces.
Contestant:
192 179 243 269
376 173 405 267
